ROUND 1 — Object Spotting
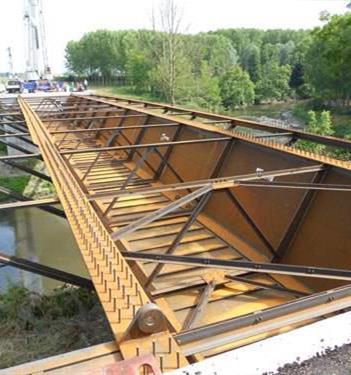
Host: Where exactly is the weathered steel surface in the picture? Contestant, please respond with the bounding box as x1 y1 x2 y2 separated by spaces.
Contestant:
10 93 351 369
19 97 188 371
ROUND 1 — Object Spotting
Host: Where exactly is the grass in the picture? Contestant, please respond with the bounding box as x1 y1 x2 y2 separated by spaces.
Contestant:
0 176 31 201
0 286 113 369
91 85 162 102
292 101 351 138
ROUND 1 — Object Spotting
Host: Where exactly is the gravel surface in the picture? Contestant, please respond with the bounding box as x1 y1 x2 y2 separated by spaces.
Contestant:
273 344 351 375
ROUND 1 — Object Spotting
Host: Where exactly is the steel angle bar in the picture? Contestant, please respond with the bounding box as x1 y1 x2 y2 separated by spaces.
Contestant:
0 138 38 154
60 137 231 155
0 198 59 210
183 281 216 330
0 186 65 218
124 252 351 281
42 114 146 123
176 283 351 355
111 185 212 240
1 160 52 182
49 123 179 135
89 165 324 201
236 180 351 192
0 251 93 289
0 153 41 161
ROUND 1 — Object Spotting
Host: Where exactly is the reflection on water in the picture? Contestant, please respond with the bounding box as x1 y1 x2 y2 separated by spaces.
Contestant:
0 208 87 294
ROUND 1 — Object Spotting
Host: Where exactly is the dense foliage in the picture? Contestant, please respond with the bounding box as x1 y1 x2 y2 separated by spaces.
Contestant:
65 13 351 110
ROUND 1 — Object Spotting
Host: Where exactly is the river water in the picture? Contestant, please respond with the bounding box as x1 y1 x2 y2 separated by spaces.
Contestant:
0 207 87 294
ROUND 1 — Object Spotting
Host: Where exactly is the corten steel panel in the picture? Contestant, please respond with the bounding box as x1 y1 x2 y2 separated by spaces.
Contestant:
282 168 351 291
159 127 227 184
203 189 273 258
207 141 317 249
134 125 178 174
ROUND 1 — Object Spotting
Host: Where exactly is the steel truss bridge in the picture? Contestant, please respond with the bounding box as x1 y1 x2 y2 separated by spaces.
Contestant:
1 93 351 373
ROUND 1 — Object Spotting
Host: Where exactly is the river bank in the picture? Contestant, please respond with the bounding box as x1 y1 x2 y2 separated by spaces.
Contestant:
0 285 112 369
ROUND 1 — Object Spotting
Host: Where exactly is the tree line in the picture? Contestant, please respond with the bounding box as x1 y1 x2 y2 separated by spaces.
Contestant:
65 12 351 110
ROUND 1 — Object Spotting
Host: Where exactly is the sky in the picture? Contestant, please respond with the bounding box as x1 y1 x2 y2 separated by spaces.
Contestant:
0 0 349 74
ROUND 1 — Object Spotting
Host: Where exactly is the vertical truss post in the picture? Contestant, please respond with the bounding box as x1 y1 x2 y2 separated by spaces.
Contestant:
145 191 212 287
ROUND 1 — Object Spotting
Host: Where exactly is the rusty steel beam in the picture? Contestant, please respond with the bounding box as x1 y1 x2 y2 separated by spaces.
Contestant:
0 153 42 161
0 251 94 289
124 251 351 281
0 186 64 218
42 114 147 123
236 180 351 192
19 97 188 370
183 281 216 330
0 198 59 210
89 165 324 201
177 283 351 355
60 137 231 155
50 122 179 135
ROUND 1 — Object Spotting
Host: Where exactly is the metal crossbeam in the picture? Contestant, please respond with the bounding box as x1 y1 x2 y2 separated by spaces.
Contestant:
0 251 93 289
0 186 64 218
0 198 59 210
60 137 231 155
89 165 324 201
50 123 179 135
124 252 351 281
0 153 41 161
236 180 351 192
42 114 146 123
1 159 52 182
177 283 351 355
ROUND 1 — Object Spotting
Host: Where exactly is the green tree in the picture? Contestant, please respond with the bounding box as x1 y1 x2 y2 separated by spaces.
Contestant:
187 62 222 110
305 13 351 105
219 66 255 109
298 110 334 152
241 43 261 82
255 63 291 102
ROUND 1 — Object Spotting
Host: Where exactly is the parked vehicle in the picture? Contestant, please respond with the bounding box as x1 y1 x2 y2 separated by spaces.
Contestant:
22 80 37 93
6 80 21 93
37 79 52 92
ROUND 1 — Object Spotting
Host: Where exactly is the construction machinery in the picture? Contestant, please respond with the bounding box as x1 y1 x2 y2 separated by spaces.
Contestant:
23 0 52 81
